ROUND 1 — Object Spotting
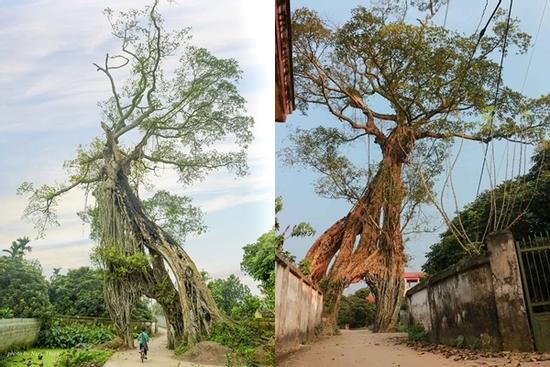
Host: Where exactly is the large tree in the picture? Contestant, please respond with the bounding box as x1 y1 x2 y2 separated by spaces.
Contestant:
207 274 260 319
18 1 253 347
0 256 53 321
284 4 549 332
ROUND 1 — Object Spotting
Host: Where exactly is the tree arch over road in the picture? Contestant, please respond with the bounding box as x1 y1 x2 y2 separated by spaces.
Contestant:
284 2 549 332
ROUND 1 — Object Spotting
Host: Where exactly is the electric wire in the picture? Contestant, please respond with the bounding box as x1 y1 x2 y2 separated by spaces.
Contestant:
475 0 513 198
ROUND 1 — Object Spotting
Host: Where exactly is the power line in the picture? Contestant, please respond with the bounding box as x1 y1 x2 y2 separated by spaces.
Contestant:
443 0 451 27
520 0 548 93
475 0 514 197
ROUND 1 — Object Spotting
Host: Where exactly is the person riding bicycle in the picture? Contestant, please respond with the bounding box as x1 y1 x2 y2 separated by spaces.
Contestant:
137 327 150 359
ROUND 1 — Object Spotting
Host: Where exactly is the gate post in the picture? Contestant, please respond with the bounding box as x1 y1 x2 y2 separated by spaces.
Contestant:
487 230 534 351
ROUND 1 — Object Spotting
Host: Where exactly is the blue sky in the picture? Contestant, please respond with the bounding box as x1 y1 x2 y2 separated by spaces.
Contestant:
0 0 273 293
276 0 550 280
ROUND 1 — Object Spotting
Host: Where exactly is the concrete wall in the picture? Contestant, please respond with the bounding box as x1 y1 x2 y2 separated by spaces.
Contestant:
275 253 323 357
406 230 533 352
0 318 40 353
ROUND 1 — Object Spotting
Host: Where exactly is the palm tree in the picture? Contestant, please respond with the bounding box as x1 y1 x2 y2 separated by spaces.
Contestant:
2 237 31 258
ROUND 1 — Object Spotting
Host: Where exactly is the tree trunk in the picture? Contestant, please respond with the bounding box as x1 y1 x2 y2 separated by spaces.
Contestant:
319 280 345 334
304 126 412 334
96 139 221 347
370 268 404 332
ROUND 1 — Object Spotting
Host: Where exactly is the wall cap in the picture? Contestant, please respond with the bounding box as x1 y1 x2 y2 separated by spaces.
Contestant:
276 251 322 295
406 255 490 297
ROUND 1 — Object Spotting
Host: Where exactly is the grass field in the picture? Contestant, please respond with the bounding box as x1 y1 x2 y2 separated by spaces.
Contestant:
3 348 113 367
3 348 66 367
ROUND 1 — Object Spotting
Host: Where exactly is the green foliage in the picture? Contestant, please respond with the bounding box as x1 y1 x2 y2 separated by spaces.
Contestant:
241 231 277 310
39 323 115 349
285 5 548 248
2 237 32 259
0 307 14 319
405 324 429 342
174 343 190 355
141 190 207 244
337 288 376 329
18 1 255 236
91 246 148 277
423 142 550 275
455 334 465 348
209 320 273 365
207 275 260 319
298 258 311 276
132 299 154 322
209 321 261 351
48 266 152 321
0 256 54 321
274 196 316 274
49 267 107 318
55 348 112 367
2 348 66 367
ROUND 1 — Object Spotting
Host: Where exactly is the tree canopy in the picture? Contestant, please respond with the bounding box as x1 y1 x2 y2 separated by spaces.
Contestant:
207 274 260 319
19 1 253 235
0 256 53 321
241 230 277 310
49 267 107 318
338 288 376 329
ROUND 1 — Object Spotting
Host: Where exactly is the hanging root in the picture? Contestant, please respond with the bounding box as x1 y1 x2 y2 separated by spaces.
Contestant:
93 164 221 347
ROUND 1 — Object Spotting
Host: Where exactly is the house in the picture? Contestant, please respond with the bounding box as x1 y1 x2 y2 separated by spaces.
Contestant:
275 0 294 122
366 272 425 302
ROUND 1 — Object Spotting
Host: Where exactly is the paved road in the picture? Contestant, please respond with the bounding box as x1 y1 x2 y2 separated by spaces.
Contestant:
104 328 221 367
278 329 550 367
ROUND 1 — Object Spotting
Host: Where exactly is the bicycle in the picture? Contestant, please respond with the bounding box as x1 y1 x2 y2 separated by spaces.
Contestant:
139 346 146 363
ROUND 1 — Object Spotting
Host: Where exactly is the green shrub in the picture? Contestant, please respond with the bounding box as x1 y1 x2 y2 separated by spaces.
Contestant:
338 288 376 329
55 348 112 367
210 321 260 351
209 320 272 365
174 343 189 355
0 307 14 319
39 323 115 348
406 324 428 342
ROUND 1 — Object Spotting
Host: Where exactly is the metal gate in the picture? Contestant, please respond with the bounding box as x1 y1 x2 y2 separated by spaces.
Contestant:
516 233 550 352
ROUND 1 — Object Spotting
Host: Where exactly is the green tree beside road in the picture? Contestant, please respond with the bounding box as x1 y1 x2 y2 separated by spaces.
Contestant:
338 288 376 329
423 141 550 275
207 274 261 319
0 255 53 321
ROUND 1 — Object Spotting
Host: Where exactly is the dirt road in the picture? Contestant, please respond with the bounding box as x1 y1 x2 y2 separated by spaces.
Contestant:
278 329 550 367
104 328 221 367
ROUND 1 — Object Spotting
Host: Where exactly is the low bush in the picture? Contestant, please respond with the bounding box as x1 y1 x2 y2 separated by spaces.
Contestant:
208 319 273 366
406 324 428 342
55 348 112 367
39 323 116 348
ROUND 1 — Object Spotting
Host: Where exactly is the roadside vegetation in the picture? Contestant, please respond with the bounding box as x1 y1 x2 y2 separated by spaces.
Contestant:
0 246 152 367
423 142 550 275
337 288 376 330
175 228 277 366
